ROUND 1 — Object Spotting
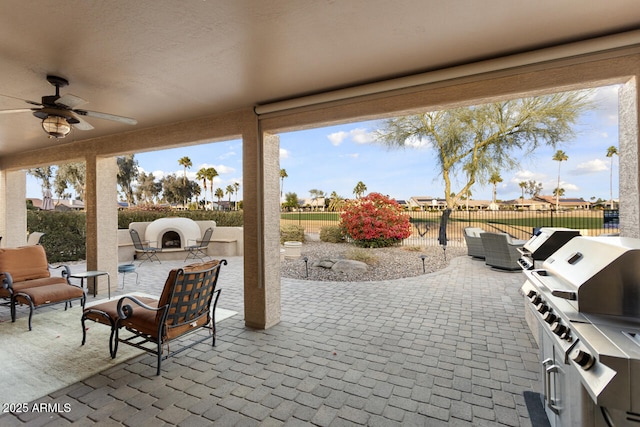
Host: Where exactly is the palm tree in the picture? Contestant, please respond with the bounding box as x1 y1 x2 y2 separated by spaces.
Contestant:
553 187 565 197
489 172 502 205
214 187 224 210
328 191 345 212
353 181 367 199
552 150 568 211
204 167 218 209
178 156 192 185
519 181 526 201
233 181 240 210
195 168 208 209
606 146 618 209
226 184 235 210
280 169 288 200
178 156 192 207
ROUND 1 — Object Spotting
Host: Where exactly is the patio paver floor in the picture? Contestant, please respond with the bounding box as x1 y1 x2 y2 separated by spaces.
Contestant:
0 254 540 426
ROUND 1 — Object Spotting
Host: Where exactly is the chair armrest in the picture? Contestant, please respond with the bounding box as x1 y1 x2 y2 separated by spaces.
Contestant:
117 295 166 319
52 264 72 284
2 271 13 290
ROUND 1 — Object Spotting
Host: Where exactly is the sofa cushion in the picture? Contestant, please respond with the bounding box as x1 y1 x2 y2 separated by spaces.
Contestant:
0 245 51 283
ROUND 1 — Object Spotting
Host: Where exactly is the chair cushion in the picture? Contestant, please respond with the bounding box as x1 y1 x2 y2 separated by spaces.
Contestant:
0 276 68 298
0 245 51 283
84 296 159 333
15 283 84 307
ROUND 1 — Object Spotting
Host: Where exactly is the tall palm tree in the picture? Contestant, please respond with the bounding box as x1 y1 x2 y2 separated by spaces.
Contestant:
233 181 240 210
226 184 235 210
552 150 568 211
214 187 224 210
204 167 218 209
178 156 192 185
195 168 208 209
177 157 192 207
489 172 502 205
353 181 367 199
606 146 618 209
519 181 526 201
280 169 288 200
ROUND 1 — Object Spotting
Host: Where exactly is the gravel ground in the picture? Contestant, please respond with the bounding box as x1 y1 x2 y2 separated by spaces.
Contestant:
281 240 467 282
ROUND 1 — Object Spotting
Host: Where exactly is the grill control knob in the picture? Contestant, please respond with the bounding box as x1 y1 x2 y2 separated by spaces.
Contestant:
536 303 549 314
530 295 542 305
551 322 568 337
572 349 595 370
527 290 537 299
543 311 557 324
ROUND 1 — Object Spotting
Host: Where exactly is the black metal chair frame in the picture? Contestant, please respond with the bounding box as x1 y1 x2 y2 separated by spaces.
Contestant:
184 227 214 262
82 260 226 375
129 228 161 264
3 266 85 330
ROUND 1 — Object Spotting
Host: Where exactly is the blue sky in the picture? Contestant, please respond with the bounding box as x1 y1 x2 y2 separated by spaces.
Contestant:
27 85 620 203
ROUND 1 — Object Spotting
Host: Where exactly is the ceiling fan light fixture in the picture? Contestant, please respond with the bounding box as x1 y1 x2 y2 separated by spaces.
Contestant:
42 115 71 138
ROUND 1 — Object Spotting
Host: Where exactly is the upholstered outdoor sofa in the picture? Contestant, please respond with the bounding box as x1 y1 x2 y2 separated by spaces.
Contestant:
0 245 85 330
480 232 527 271
463 227 486 259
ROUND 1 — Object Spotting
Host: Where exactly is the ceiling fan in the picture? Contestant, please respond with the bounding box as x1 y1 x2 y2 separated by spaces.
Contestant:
0 75 137 139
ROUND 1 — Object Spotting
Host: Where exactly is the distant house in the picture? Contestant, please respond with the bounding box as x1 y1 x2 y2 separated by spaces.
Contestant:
27 198 85 211
503 198 552 211
534 195 591 210
408 196 447 210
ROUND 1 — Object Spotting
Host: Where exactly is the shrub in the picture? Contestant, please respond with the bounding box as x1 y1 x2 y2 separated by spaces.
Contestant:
280 224 305 244
344 248 378 265
319 225 344 243
340 192 411 248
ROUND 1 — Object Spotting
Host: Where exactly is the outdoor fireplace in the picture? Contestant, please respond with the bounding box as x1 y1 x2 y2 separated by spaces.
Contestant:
144 217 201 250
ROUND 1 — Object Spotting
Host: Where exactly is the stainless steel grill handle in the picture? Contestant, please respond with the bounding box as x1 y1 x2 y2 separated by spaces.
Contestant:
545 364 561 414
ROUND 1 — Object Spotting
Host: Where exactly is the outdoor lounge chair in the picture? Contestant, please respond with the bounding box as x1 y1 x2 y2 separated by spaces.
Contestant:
81 259 226 375
463 227 486 259
27 232 45 245
184 227 213 262
480 232 526 271
129 228 161 264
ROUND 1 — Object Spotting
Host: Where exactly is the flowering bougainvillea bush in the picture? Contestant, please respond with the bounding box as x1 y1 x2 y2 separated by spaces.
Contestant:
340 192 411 248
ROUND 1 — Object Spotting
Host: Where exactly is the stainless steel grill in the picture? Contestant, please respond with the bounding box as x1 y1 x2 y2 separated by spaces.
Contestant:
517 227 580 270
521 236 640 426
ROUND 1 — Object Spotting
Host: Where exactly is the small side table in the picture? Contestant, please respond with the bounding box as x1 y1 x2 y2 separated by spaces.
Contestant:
70 271 111 299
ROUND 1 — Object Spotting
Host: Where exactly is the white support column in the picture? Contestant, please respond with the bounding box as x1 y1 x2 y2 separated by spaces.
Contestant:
0 169 27 247
85 155 118 295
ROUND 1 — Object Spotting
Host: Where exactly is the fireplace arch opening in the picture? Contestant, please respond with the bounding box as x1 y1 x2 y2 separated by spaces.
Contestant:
162 231 181 249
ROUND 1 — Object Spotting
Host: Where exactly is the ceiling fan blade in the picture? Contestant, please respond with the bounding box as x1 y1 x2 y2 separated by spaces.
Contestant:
0 108 37 114
55 94 88 109
73 109 137 125
0 93 42 106
68 112 94 130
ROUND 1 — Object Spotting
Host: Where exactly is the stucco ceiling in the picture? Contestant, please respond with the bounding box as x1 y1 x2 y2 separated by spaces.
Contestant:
1 0 639 157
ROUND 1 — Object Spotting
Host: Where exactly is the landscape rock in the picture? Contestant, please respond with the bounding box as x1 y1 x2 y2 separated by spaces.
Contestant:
331 259 368 274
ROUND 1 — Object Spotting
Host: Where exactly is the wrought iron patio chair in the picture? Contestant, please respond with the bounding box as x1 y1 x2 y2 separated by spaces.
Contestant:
184 227 213 262
129 229 161 264
81 259 226 375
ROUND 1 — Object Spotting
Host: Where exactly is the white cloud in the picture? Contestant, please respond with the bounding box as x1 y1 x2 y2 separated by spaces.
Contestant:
404 135 430 149
572 159 607 175
327 131 349 146
350 128 375 144
327 128 376 146
280 148 290 159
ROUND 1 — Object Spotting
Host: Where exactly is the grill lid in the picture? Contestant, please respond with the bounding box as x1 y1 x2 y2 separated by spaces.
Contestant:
537 236 640 317
521 227 580 260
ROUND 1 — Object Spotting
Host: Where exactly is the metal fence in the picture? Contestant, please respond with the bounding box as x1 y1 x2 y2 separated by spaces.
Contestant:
280 209 619 247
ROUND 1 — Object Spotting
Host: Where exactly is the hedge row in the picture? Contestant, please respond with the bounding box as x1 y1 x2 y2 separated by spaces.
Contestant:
27 210 243 263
